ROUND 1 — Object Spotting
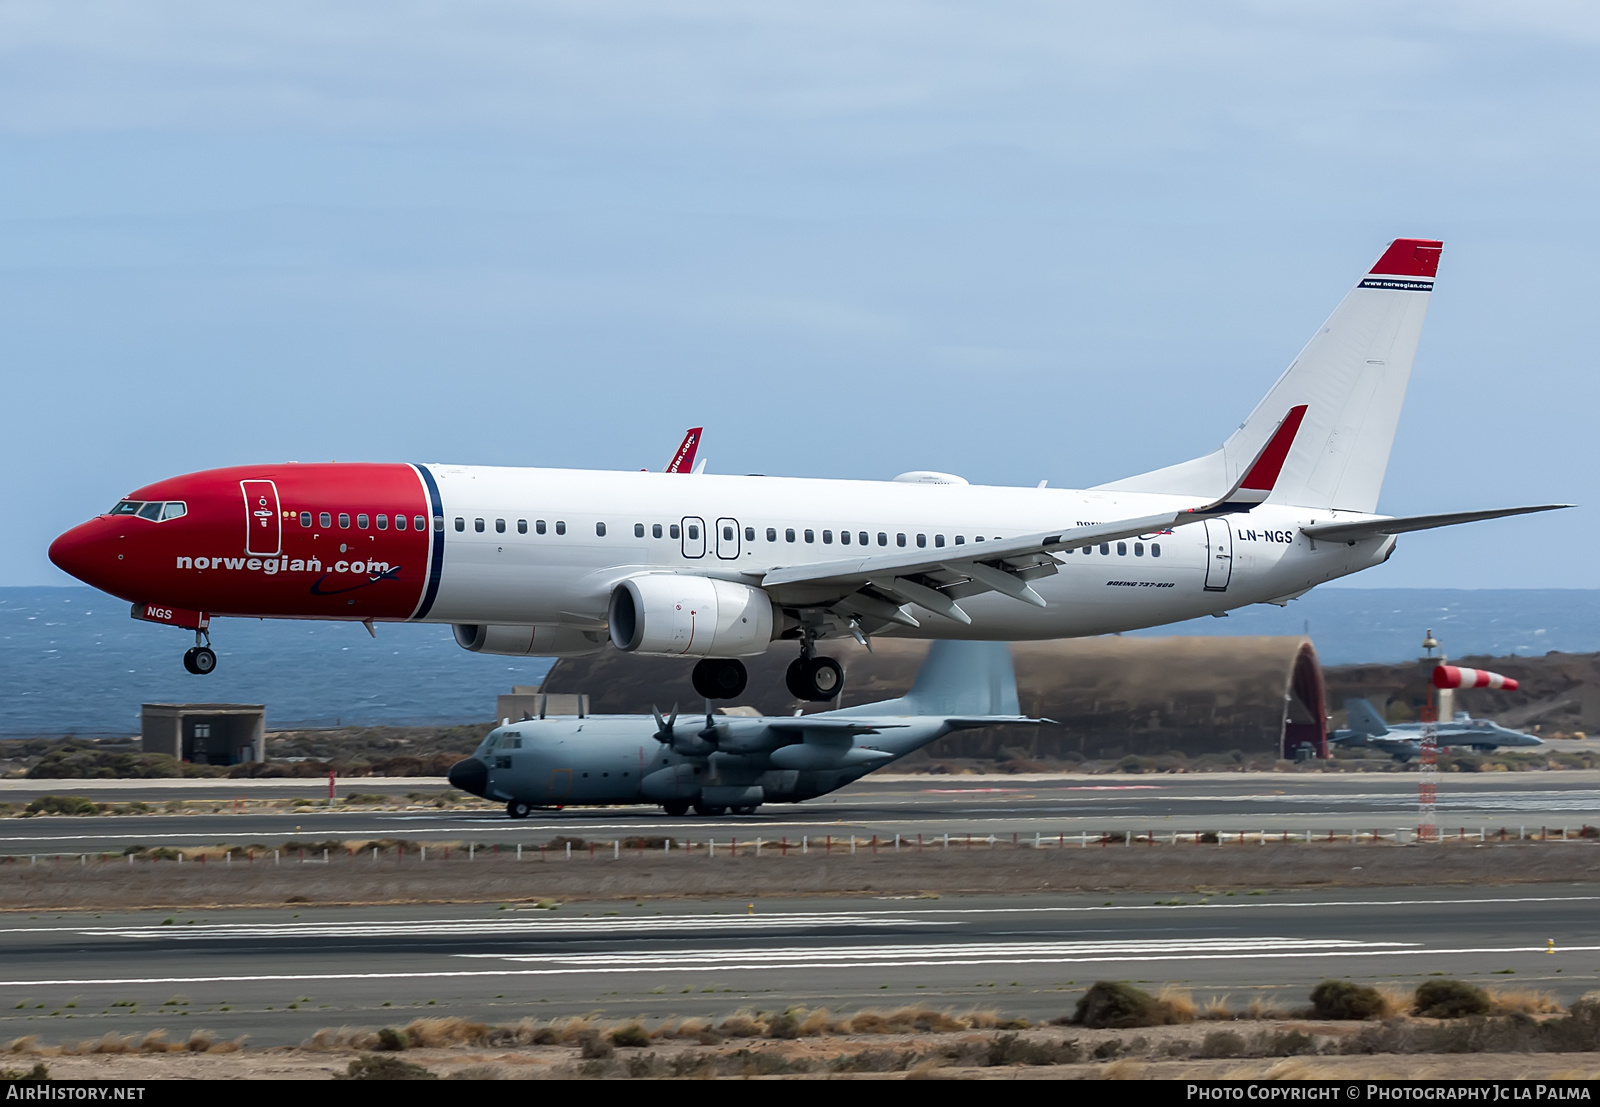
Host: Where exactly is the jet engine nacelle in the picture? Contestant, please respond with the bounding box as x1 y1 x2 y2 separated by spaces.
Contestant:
608 574 775 657
453 624 606 658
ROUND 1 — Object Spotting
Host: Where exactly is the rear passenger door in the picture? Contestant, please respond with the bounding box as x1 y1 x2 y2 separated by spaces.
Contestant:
715 517 740 560
681 516 706 558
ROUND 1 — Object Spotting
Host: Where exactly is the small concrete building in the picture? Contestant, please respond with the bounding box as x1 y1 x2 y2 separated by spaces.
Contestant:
140 703 265 765
495 687 590 723
540 635 1328 761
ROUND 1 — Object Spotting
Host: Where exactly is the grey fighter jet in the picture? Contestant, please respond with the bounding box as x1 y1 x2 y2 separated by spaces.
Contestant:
1330 697 1544 761
447 640 1042 818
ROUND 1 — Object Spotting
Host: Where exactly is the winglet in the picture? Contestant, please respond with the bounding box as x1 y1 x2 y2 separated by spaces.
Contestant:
665 428 702 474
1189 405 1307 515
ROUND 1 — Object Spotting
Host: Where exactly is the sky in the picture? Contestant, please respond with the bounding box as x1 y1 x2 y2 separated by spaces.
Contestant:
5 1 1598 588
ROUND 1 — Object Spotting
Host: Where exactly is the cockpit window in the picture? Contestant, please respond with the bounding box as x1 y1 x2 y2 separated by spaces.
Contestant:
110 500 142 516
136 502 164 521
160 502 187 521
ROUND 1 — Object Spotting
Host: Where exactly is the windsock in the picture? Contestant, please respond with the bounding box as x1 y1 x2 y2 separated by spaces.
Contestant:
1432 665 1518 692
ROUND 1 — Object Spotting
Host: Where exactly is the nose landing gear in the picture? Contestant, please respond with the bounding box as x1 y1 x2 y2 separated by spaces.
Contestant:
182 629 217 675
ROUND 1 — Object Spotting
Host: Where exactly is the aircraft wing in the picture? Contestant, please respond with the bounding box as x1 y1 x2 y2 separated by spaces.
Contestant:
1300 504 1570 545
756 406 1305 628
764 718 907 734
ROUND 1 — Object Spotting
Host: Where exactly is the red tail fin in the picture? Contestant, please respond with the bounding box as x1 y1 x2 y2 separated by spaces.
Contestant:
665 428 702 474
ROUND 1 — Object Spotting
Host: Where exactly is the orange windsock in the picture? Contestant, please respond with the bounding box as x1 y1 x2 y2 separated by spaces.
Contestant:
1433 665 1518 692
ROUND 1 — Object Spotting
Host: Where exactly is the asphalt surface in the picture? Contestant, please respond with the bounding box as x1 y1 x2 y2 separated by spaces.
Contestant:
0 885 1594 1047
1 772 1596 855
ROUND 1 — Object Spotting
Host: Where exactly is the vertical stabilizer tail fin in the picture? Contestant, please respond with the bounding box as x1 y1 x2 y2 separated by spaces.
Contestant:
1096 239 1441 514
900 640 1020 718
1344 698 1391 738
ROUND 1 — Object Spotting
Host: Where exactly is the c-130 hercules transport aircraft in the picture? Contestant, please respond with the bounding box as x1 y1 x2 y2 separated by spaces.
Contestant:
49 239 1567 703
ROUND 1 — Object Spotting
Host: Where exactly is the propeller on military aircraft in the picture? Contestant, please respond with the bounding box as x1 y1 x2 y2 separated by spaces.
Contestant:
650 704 678 745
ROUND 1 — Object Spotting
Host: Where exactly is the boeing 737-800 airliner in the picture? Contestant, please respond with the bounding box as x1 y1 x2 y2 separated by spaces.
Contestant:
48 239 1566 702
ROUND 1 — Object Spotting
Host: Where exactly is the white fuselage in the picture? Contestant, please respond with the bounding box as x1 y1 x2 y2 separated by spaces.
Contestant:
423 466 1393 640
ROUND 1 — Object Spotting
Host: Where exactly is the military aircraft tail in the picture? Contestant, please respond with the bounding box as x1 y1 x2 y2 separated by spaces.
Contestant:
1343 697 1391 738
898 640 1021 718
1097 239 1441 514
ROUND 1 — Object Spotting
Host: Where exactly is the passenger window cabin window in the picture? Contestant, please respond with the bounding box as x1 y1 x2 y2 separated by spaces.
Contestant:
1100 543 1109 555
300 512 312 528
1117 542 1127 556
916 534 926 548
935 534 945 547
723 525 734 541
897 533 906 547
596 522 607 536
414 516 427 532
376 514 388 530
878 532 887 546
822 529 833 544
653 524 663 538
337 513 350 528
766 528 776 542
635 523 645 538
1152 543 1162 557
955 536 965 545
536 520 547 534
320 512 332 528
1134 542 1143 556
859 532 868 545
975 536 984 542
395 515 406 530
517 519 527 534
433 516 443 532
670 524 680 539
555 521 566 535
840 530 850 545
454 517 465 532
357 514 369 529
786 528 796 543
744 526 755 541
495 519 505 533
804 529 814 543
1082 546 1092 555
474 518 485 533
686 523 698 540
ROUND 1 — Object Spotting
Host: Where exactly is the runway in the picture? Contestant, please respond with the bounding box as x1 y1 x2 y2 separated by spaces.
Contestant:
1 772 1596 855
0 886 1594 1047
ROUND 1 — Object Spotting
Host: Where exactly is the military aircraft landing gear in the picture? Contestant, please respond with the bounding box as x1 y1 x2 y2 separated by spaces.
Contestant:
507 800 532 819
693 803 727 816
182 629 217 675
786 655 843 702
691 658 747 700
662 801 689 816
730 804 760 816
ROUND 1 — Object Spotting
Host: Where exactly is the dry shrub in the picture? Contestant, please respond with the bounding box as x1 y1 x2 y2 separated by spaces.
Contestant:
404 1017 490 1048
184 1030 216 1052
653 1018 710 1041
304 1028 378 1052
1100 1058 1145 1079
136 1031 179 1053
609 1023 650 1048
1246 996 1290 1020
718 1011 767 1038
964 1009 1003 1029
799 1008 833 1036
5 1038 39 1055
551 1016 597 1044
81 1033 133 1055
1156 986 1197 1024
1203 994 1235 1020
1414 980 1490 1019
1375 985 1413 1019
1488 988 1564 1016
837 1007 972 1034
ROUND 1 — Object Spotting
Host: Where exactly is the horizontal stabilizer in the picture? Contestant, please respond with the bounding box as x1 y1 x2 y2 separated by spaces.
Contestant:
1301 504 1571 544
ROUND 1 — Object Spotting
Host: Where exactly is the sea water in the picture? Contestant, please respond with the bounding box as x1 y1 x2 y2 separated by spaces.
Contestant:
4 586 1597 737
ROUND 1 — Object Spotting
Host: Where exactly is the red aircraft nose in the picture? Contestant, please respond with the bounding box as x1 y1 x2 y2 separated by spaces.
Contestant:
49 518 117 590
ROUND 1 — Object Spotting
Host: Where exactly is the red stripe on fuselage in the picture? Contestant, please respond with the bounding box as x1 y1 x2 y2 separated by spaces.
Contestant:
49 464 431 621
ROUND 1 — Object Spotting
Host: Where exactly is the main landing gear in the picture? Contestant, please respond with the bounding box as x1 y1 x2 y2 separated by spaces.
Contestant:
786 654 843 702
182 629 217 675
691 658 747 700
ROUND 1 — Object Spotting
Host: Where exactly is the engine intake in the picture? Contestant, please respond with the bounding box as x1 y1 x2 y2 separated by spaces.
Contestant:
608 575 775 657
